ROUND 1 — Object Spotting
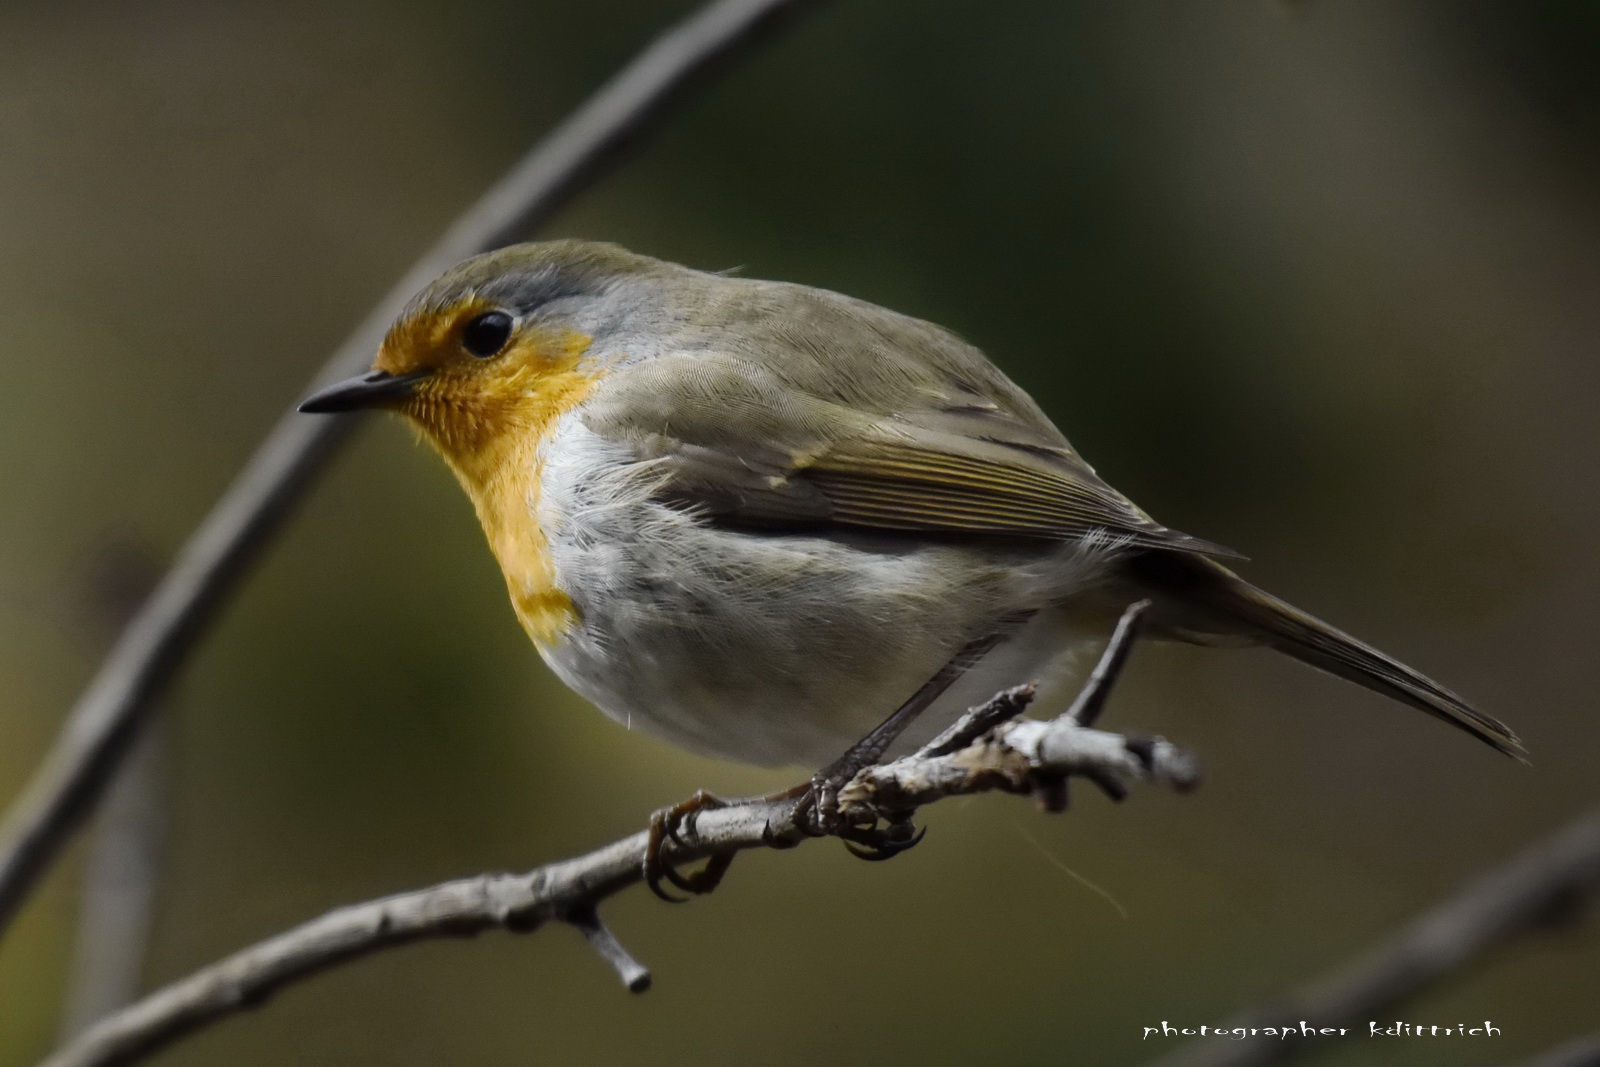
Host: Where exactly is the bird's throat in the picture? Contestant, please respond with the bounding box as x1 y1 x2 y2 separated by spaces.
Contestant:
409 348 604 647
467 440 582 648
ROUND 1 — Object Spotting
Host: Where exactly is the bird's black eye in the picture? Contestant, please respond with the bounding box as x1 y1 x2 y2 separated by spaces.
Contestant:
461 311 514 358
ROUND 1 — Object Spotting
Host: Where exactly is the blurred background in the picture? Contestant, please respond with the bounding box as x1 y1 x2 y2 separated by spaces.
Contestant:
1 0 1597 1064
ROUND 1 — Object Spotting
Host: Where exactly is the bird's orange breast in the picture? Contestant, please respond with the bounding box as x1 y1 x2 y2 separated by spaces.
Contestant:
397 325 605 646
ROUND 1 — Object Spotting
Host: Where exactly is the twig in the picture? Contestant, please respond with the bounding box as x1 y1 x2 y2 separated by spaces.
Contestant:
0 0 827 942
1067 599 1149 727
1145 807 1600 1067
918 684 1038 758
909 601 1169 816
561 904 652 994
37 692 1198 1067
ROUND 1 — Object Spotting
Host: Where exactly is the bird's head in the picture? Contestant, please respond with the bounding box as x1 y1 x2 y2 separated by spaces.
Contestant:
299 240 662 478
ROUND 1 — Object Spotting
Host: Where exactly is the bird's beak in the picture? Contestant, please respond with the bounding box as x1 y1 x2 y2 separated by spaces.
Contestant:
298 369 431 414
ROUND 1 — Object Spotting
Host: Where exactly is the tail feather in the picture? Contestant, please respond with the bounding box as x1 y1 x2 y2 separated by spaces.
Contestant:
1124 552 1526 761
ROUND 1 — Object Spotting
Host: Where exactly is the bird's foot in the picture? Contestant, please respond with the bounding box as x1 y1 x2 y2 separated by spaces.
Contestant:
640 771 926 904
777 619 1037 860
788 766 926 862
644 790 738 903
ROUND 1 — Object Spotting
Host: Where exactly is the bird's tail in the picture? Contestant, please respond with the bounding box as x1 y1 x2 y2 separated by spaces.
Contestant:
1122 551 1526 761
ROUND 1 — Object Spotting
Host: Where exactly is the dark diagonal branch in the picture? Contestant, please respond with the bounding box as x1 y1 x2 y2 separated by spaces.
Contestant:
0 0 827 941
37 675 1199 1067
1146 806 1600 1067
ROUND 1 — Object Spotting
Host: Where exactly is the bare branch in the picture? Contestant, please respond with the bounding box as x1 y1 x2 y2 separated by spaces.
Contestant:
1146 807 1600 1067
1067 598 1150 727
37 697 1197 1067
0 0 827 942
918 684 1039 759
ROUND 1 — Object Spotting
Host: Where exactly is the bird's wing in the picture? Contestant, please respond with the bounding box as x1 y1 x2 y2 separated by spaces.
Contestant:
582 347 1236 556
799 418 1236 555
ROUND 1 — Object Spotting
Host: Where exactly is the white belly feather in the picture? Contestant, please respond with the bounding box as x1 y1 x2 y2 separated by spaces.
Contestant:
534 413 1122 767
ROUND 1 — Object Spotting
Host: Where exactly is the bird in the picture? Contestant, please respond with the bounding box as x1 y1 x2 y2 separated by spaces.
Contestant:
299 240 1523 883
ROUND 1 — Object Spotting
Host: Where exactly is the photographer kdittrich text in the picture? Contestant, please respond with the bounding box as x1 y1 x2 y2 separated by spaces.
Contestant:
1142 1020 1502 1041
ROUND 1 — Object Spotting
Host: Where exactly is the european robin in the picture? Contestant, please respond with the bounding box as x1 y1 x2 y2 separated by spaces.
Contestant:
299 240 1522 803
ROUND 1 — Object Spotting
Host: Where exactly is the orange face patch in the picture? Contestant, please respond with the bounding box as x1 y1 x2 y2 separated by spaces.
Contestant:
376 297 606 646
372 298 494 378
375 299 597 459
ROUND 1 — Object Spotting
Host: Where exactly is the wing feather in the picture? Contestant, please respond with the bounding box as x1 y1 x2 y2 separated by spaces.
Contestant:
581 339 1236 556
803 432 1240 556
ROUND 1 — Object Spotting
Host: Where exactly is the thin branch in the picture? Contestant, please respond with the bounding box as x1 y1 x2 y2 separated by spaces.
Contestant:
918 684 1038 759
0 0 827 942
1145 806 1600 1067
37 693 1198 1067
1067 599 1149 727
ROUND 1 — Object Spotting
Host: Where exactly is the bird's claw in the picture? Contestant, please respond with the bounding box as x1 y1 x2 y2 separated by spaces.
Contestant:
840 818 926 861
788 772 926 863
645 760 932 903
643 790 734 903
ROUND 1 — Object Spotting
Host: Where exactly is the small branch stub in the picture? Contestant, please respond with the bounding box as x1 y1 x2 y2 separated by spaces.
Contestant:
563 905 652 993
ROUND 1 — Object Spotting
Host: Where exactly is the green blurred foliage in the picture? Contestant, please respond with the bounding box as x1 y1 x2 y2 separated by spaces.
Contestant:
1 1 1597 1064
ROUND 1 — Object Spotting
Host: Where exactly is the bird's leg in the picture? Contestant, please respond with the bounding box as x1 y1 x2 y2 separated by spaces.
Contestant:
792 610 1036 851
642 612 1036 899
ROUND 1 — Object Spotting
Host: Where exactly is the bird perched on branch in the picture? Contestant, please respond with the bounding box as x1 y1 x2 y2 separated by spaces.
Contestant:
300 240 1523 852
